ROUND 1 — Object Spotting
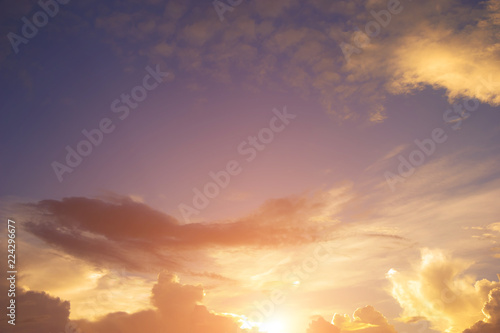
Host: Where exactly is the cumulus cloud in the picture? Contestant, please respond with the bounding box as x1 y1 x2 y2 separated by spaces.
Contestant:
14 291 71 333
0 278 71 333
307 306 397 333
332 306 397 333
74 271 240 333
387 248 500 332
307 316 340 333
463 288 500 333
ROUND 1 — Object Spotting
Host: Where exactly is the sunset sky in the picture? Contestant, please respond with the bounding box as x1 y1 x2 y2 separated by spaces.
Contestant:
1 0 500 333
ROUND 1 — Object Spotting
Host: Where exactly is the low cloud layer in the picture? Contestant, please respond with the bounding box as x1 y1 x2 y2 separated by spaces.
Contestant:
74 271 240 333
307 305 397 333
0 278 70 333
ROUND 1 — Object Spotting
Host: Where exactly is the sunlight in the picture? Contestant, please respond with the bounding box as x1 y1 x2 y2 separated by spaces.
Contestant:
261 319 286 333
239 316 289 333
240 317 288 333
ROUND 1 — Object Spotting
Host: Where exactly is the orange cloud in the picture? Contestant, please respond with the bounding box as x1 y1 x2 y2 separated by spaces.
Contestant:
307 306 397 333
22 190 342 272
307 316 340 333
74 271 240 333
333 306 397 333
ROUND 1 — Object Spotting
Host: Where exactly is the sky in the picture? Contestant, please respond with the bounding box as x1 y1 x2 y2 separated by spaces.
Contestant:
0 0 500 333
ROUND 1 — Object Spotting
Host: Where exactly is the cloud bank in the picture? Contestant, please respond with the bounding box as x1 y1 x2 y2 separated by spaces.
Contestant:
387 249 500 333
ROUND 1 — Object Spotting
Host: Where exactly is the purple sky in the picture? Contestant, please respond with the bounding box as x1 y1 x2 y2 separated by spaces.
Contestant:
1 1 500 333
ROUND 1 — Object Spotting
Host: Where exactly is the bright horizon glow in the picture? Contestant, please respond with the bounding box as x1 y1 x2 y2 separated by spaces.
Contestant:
261 319 286 333
3 0 500 332
239 315 289 333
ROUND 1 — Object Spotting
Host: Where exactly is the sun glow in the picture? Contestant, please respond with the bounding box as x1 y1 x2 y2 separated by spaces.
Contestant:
261 319 286 333
239 316 288 333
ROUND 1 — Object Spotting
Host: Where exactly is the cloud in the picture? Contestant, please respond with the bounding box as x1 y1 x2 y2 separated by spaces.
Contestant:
5 0 498 122
386 19 500 106
342 0 500 109
84 0 500 123
181 19 222 47
254 0 299 18
187 271 237 283
387 249 500 332
74 271 240 333
307 316 340 333
20 190 343 272
14 291 70 333
469 222 500 258
307 306 397 333
152 272 203 315
463 288 500 333
2 272 236 333
0 278 71 333
332 305 397 333
3 185 357 323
